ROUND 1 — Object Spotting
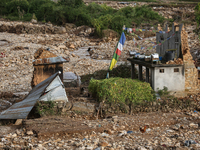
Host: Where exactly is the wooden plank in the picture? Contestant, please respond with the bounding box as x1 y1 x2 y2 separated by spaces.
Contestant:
177 24 183 58
156 32 161 55
139 65 143 81
146 67 149 83
163 30 168 57
131 63 136 79
168 30 173 50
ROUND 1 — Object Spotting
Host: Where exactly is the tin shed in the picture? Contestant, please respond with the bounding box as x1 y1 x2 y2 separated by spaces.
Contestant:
0 72 68 119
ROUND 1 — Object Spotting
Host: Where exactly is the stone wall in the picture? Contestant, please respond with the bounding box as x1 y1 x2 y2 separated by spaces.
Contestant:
181 26 199 93
0 22 66 34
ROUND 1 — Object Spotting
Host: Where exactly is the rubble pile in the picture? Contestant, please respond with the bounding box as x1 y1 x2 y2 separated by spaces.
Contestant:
0 21 109 92
1 111 200 149
0 21 67 34
153 6 195 20
0 21 200 93
166 58 183 65
84 1 195 22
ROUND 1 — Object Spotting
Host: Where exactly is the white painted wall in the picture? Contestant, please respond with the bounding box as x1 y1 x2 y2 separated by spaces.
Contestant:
153 66 185 92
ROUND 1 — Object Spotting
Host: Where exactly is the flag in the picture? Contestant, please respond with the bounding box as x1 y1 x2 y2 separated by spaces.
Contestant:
109 32 126 71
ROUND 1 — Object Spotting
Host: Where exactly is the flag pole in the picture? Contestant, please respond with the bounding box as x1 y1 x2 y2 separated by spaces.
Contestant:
106 25 126 79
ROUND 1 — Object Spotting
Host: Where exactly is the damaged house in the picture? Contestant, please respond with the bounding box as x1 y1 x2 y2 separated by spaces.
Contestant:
128 23 200 94
0 72 68 119
31 48 69 87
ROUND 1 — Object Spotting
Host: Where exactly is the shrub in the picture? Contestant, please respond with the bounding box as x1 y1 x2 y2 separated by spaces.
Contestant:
6 0 29 14
0 0 165 37
89 78 154 106
28 0 51 14
195 3 200 27
134 5 164 25
58 0 84 8
49 6 66 25
0 0 9 15
36 2 54 21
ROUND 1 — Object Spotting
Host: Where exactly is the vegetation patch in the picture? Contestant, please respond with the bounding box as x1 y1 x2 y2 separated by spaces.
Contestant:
35 101 55 117
0 0 165 37
89 78 154 109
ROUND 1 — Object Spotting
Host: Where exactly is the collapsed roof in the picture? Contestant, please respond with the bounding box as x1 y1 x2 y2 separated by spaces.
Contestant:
0 72 68 119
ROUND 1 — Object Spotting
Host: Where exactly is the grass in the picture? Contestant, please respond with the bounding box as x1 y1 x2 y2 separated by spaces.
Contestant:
36 101 55 117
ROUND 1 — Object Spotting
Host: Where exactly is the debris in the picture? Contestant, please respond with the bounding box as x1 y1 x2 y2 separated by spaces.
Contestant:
63 72 81 87
118 130 127 136
0 72 68 119
189 123 198 129
184 140 197 147
127 131 133 134
15 119 23 125
26 130 34 135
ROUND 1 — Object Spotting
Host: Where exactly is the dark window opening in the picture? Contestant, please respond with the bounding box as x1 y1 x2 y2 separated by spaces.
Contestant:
160 69 164 73
174 68 179 72
175 37 179 42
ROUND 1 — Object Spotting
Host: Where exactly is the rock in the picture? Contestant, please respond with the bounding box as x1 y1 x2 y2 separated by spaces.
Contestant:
31 19 37 24
26 130 34 135
189 123 198 128
15 119 23 125
16 129 21 135
37 144 47 150
101 133 109 137
99 142 108 147
71 101 95 113
58 45 66 49
138 146 147 150
11 133 17 138
69 44 75 49
118 130 127 136
112 118 118 122
105 129 113 135
71 53 76 57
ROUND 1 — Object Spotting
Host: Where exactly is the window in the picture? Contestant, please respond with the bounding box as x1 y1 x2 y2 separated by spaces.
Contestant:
160 69 164 73
174 68 179 72
175 37 179 42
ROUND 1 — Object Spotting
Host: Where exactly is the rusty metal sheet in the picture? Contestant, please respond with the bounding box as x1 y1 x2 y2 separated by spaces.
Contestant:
33 56 69 65
0 72 60 119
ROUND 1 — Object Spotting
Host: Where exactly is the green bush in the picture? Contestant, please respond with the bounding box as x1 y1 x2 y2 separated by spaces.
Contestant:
0 0 165 37
6 0 29 14
58 0 84 8
0 0 9 15
28 0 51 15
36 2 54 21
195 3 200 27
112 0 157 1
89 78 154 106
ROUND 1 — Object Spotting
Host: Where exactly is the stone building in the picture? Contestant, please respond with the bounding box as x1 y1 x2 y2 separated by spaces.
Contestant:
128 23 200 94
31 48 69 87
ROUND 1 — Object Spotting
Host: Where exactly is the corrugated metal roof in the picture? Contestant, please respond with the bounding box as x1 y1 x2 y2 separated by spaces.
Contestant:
33 56 69 65
0 72 60 119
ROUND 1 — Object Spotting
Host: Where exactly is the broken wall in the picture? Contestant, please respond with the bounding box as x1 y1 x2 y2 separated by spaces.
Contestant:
31 64 63 87
181 26 199 93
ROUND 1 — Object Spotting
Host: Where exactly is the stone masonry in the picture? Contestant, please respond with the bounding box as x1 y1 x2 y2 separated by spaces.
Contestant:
181 25 199 93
